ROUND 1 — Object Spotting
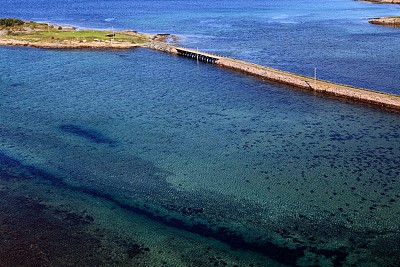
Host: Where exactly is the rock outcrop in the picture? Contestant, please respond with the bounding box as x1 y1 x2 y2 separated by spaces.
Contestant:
362 0 400 3
369 17 400 27
143 41 178 54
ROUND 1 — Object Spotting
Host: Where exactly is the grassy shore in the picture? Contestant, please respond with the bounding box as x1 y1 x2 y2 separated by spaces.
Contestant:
362 0 400 4
0 18 151 46
8 29 150 44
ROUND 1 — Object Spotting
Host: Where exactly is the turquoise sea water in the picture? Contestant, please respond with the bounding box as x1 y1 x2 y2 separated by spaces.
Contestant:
1 1 400 266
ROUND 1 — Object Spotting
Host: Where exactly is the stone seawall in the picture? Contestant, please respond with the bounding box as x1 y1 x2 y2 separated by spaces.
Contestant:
144 41 178 54
146 42 400 111
2 38 399 111
217 57 400 110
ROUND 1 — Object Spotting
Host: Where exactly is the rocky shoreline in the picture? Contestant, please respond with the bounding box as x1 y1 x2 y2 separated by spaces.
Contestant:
0 18 156 49
362 0 400 4
0 38 144 49
369 16 400 27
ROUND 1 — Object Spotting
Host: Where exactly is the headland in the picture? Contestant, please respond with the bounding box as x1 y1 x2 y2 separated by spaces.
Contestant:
369 16 400 27
360 0 400 27
361 0 400 3
2 18 400 112
0 18 151 49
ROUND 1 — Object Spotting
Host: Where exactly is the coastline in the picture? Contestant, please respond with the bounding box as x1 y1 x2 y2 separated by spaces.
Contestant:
361 0 400 3
369 16 400 26
0 18 152 49
2 20 400 112
1 13 400 267
0 38 142 49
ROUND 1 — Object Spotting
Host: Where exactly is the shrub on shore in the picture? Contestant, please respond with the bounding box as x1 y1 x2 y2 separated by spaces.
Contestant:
0 18 24 27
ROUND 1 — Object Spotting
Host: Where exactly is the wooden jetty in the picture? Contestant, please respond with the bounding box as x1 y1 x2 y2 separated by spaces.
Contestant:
145 41 400 112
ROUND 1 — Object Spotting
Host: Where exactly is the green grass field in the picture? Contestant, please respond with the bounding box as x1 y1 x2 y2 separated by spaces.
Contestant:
9 30 150 43
1 18 150 44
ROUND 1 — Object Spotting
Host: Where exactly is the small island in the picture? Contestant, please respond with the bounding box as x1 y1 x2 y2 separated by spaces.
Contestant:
359 0 400 27
369 16 400 27
0 18 157 49
362 0 400 3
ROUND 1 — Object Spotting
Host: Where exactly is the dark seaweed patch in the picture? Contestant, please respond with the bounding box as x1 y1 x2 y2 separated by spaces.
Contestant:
0 151 21 167
60 124 115 145
127 244 149 259
10 82 24 87
0 187 125 266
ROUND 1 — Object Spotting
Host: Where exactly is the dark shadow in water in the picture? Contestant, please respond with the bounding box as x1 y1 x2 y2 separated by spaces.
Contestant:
0 171 148 266
0 150 350 266
0 152 21 167
60 124 116 146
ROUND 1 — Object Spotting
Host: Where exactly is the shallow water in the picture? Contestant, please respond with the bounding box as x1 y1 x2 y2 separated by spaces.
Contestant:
1 0 400 93
1 46 400 266
1 0 400 266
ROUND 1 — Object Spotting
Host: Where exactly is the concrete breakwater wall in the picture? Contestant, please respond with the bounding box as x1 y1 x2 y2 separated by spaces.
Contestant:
147 41 400 111
217 57 400 110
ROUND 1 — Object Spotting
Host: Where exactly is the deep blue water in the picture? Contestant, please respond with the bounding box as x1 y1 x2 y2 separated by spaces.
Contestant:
1 1 400 266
